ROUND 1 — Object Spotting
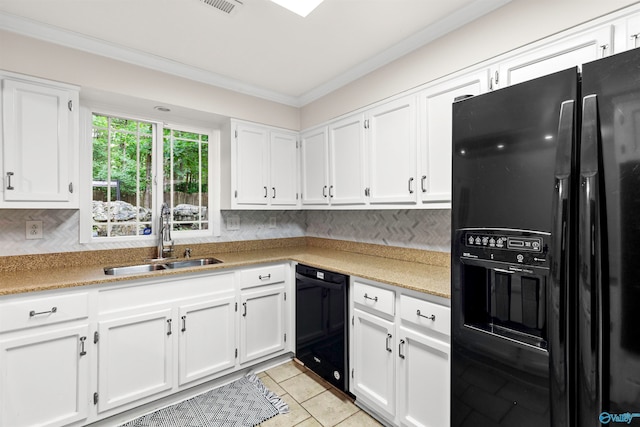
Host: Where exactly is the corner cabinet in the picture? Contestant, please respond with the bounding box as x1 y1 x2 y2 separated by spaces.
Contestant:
231 120 299 209
0 72 79 208
350 277 451 427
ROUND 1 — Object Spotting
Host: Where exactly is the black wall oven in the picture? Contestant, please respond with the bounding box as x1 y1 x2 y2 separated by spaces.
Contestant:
295 264 349 392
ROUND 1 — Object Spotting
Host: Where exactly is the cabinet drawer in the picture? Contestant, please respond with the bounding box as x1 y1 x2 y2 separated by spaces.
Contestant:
239 264 285 289
353 281 395 317
400 295 450 337
0 292 89 333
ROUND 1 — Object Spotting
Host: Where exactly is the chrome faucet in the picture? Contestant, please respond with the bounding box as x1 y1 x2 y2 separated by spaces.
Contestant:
157 203 174 260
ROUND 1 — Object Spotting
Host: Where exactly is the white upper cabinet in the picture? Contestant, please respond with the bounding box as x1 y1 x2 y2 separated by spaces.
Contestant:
418 69 489 206
231 120 298 209
328 114 367 206
300 126 330 205
623 14 640 50
367 95 418 205
494 26 614 89
234 122 269 206
0 74 79 208
270 131 299 206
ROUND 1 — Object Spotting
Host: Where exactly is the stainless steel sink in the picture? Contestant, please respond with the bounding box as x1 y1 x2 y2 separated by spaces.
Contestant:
104 257 222 275
165 258 222 269
104 263 168 275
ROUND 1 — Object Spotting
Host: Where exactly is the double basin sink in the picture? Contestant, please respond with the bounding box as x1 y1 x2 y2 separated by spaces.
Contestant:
104 257 222 276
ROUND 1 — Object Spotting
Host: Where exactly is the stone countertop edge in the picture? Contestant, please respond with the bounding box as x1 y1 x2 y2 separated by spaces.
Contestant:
0 238 451 299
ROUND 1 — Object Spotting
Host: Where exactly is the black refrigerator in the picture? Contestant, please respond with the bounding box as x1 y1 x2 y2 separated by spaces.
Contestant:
451 47 640 427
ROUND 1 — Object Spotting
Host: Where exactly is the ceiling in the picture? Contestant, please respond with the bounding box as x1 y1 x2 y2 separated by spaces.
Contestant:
0 0 510 106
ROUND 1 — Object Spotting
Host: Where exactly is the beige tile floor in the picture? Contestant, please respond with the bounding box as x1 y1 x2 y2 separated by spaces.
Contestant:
257 360 382 427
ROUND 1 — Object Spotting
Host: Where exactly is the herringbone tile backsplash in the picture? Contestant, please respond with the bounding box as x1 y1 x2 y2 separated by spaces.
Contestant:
0 209 451 256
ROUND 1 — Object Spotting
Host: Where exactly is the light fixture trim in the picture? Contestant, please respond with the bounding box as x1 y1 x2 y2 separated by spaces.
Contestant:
270 0 324 17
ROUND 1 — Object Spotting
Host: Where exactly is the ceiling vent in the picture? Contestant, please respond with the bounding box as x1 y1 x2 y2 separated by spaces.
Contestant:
199 0 243 16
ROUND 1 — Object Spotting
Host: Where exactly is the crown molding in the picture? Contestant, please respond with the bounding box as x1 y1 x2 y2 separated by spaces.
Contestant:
1 0 511 108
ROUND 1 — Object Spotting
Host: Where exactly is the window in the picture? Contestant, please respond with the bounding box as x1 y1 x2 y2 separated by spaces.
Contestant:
88 112 215 241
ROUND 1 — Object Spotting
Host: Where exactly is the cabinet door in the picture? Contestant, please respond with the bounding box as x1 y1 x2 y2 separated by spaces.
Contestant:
329 114 367 205
239 284 286 364
0 324 89 427
98 308 174 413
270 131 298 206
234 123 268 205
1 78 77 204
300 127 330 205
398 326 450 427
418 70 488 205
352 308 395 420
496 26 613 88
367 96 417 204
178 295 236 386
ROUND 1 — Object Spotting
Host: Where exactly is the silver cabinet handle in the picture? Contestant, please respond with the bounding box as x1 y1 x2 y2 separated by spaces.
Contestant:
264 186 268 198
363 293 378 302
323 185 327 198
329 185 334 198
408 177 414 194
166 319 172 336
421 175 427 193
399 339 406 359
386 333 392 352
272 187 276 199
417 310 436 321
259 274 271 280
181 315 187 332
79 336 87 356
6 172 14 190
30 307 57 317
242 302 247 317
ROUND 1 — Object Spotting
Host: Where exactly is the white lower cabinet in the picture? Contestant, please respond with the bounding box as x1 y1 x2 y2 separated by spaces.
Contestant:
352 308 396 420
0 263 292 427
178 295 236 386
397 326 450 427
97 308 175 413
0 324 90 427
238 264 288 365
350 278 450 427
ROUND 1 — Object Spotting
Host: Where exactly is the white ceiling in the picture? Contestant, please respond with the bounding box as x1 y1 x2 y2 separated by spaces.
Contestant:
0 0 510 106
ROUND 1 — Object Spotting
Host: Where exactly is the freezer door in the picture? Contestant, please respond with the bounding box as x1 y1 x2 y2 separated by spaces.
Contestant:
580 48 640 426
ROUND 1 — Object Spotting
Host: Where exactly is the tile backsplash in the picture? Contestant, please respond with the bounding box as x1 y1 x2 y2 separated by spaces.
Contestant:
0 209 451 256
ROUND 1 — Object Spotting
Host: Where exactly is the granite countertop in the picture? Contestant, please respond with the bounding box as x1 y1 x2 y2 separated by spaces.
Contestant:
0 238 451 299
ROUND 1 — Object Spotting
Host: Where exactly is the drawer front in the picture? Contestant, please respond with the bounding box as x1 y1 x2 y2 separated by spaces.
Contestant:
239 264 285 289
400 295 450 337
0 292 89 333
353 281 395 317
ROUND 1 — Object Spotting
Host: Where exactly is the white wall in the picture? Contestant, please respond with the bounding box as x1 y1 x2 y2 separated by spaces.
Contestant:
300 0 640 128
0 30 301 131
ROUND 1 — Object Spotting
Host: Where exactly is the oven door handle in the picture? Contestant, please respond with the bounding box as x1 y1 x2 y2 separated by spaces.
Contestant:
295 273 346 290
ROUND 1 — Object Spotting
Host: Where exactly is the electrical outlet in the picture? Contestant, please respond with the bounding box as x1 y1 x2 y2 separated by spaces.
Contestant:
227 215 240 230
26 220 43 240
269 216 277 228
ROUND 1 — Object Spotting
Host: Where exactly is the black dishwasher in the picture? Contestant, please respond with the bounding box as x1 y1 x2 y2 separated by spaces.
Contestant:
295 264 349 392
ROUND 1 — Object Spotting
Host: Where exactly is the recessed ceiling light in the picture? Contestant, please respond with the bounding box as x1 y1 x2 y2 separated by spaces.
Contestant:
154 106 171 112
270 0 324 17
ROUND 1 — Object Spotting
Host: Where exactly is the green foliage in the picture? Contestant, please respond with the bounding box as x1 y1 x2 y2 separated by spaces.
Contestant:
93 115 208 201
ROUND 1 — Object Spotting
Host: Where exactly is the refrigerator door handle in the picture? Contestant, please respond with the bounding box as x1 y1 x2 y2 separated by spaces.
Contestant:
550 99 575 427
578 93 604 427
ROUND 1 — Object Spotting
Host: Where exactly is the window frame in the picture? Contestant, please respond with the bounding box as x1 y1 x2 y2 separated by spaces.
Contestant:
79 106 221 244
